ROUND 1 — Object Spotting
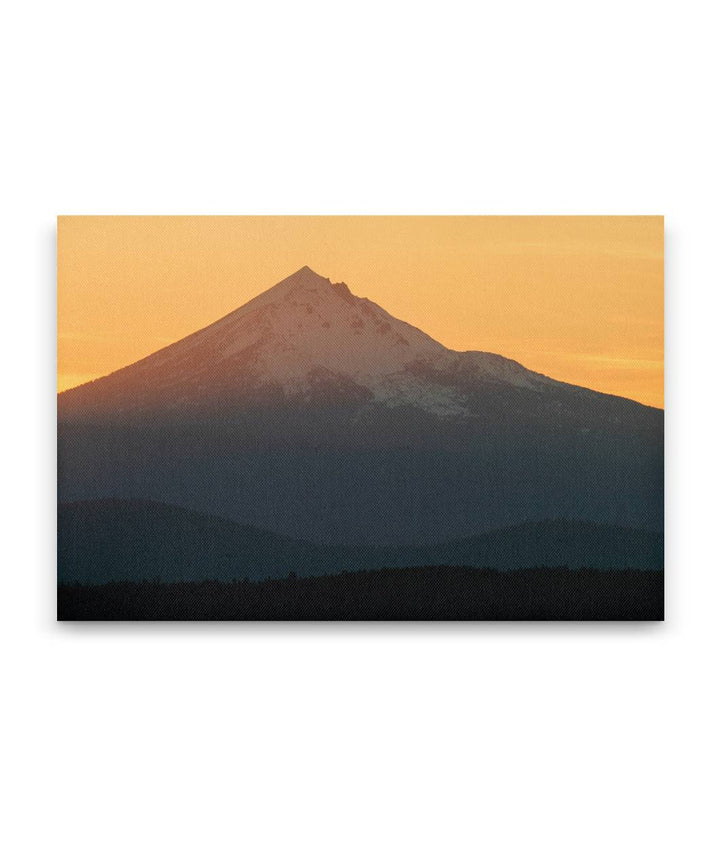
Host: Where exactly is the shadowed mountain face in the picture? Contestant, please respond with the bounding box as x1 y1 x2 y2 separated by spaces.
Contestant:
58 267 663 544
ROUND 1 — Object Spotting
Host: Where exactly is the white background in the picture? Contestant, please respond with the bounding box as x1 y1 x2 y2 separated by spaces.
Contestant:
2 2 718 854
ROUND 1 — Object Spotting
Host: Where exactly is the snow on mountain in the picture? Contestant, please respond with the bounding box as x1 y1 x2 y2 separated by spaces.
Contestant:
198 265 446 384
60 265 559 417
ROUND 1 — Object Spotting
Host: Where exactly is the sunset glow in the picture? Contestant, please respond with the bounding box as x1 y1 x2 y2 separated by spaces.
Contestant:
58 216 664 407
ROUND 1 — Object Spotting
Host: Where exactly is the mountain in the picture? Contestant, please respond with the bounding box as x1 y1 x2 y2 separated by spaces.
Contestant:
58 500 663 584
59 265 560 420
414 518 663 571
57 499 327 583
58 267 663 544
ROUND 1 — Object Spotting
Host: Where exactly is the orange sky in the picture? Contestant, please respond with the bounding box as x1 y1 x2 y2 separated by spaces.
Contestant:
57 216 664 407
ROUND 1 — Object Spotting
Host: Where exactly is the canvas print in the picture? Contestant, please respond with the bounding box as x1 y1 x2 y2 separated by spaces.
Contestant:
57 216 664 620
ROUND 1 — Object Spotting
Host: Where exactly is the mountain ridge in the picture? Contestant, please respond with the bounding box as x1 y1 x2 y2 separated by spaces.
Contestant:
58 498 664 584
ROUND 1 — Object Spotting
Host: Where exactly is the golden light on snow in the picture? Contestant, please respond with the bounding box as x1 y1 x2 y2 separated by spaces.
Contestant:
57 216 663 407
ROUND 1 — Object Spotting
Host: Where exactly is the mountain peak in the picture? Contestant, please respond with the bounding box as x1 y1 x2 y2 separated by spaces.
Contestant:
278 265 332 289
264 266 361 308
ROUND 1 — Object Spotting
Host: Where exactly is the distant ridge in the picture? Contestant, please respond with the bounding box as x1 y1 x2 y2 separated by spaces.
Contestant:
58 500 664 584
